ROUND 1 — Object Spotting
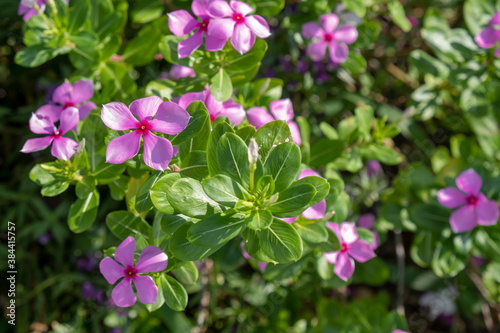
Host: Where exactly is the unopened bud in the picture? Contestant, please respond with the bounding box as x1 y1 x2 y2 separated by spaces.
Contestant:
248 138 259 165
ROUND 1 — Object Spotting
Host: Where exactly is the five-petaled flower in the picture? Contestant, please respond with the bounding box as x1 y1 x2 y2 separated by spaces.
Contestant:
168 0 227 58
36 80 97 123
475 11 500 57
207 0 271 54
21 107 79 160
302 13 358 63
99 236 168 307
437 168 499 233
324 221 376 281
101 96 190 171
282 169 326 223
175 85 245 125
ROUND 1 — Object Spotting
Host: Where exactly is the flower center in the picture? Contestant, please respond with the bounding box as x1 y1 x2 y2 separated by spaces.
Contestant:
232 13 245 23
466 195 478 206
124 266 137 280
323 33 333 42
137 120 151 134
199 19 209 31
63 101 74 109
340 242 348 253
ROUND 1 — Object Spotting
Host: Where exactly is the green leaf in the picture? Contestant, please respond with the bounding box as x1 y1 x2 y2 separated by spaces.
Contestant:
93 162 126 181
146 276 165 312
217 133 251 187
209 68 232 102
160 214 190 235
105 210 152 240
310 139 345 167
135 171 163 214
161 275 188 311
131 0 164 23
388 0 412 32
158 35 194 66
75 177 97 199
263 255 309 281
15 45 66 68
409 203 450 231
68 0 89 34
269 184 317 217
235 126 256 145
431 239 467 278
353 257 390 286
68 190 100 233
258 219 303 263
82 112 108 171
69 31 99 69
264 142 301 193
202 174 249 207
207 122 234 176
122 18 165 66
245 210 273 230
171 261 199 284
109 175 128 201
224 39 268 73
170 101 210 147
360 144 402 165
188 213 247 247
167 178 221 218
180 151 209 180
254 120 292 161
291 175 330 209
41 182 70 197
293 221 328 244
169 222 223 261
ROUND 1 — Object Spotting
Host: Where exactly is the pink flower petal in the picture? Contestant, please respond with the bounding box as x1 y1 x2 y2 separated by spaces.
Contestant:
192 0 210 18
476 197 499 226
245 15 271 38
21 136 54 153
231 23 255 53
329 41 349 63
114 236 136 268
130 96 163 122
334 252 355 281
51 137 78 160
178 91 206 109
246 107 274 129
205 32 228 51
450 204 477 233
241 241 252 259
302 22 323 39
495 45 500 58
218 101 245 125
437 187 467 209
348 240 376 263
106 131 142 164
299 169 321 179
319 13 339 34
287 121 301 145
456 169 482 196
302 199 326 220
179 30 204 58
258 262 268 272
167 10 198 36
112 279 136 307
151 101 190 135
307 41 327 61
269 98 293 121
357 214 375 229
326 222 341 240
340 222 358 245
489 11 500 26
142 132 173 171
100 257 125 284
169 65 195 80
333 26 358 44
29 113 54 135
208 17 235 41
52 81 72 105
207 0 234 17
475 28 500 48
281 216 298 223
133 275 158 304
230 0 253 16
372 231 380 250
77 101 97 120
35 104 63 122
101 102 139 130
59 107 79 134
324 251 339 264
135 246 168 273
71 80 94 104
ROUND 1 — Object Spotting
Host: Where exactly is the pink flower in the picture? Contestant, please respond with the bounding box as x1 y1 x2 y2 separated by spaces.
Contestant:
207 0 271 54
159 65 195 81
101 96 190 171
324 222 376 281
240 241 267 272
176 85 245 125
302 13 358 63
168 0 227 58
247 99 301 145
437 169 499 233
357 213 379 250
475 11 500 57
18 0 46 21
366 159 382 178
21 107 79 161
35 80 97 122
99 236 168 307
282 169 326 223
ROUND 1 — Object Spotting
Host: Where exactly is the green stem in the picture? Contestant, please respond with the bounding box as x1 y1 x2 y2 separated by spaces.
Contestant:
34 5 57 31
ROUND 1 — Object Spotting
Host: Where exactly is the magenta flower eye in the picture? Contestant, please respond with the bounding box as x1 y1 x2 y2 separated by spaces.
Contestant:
301 13 358 63
101 96 190 171
437 168 499 233
99 236 168 307
323 222 376 281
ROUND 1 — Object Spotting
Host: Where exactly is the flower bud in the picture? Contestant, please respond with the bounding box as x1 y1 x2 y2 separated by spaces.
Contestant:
248 138 259 165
